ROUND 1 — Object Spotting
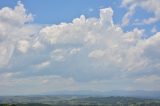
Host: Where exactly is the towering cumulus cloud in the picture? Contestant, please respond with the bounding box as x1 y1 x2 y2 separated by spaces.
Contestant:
0 1 39 67
0 1 160 95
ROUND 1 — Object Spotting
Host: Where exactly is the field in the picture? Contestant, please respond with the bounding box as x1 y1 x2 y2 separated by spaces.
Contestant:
0 96 160 106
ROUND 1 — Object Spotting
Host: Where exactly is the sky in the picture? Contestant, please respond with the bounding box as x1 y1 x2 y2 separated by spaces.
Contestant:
0 0 160 95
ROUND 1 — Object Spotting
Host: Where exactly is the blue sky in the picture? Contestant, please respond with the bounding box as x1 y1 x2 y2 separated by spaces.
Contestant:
0 0 112 23
0 0 124 24
0 0 160 95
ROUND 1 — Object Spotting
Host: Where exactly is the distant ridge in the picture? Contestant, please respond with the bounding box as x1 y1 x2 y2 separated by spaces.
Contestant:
43 90 160 98
0 90 160 99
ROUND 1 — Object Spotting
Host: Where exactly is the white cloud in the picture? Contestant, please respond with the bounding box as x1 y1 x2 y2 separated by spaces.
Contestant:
17 40 29 53
143 17 157 25
34 60 50 69
0 43 14 67
134 75 160 90
32 41 44 49
0 72 14 79
41 79 49 84
88 49 105 59
50 49 66 62
84 33 98 45
121 4 136 26
0 75 78 95
100 7 113 26
142 32 160 61
151 26 157 33
37 6 160 74
122 0 160 25
70 48 81 55
0 1 32 26
0 72 20 87
135 75 160 84
0 2 40 67
39 8 114 45
0 1 160 93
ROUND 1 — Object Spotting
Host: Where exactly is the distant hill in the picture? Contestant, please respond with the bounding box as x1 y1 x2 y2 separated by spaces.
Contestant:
43 90 160 98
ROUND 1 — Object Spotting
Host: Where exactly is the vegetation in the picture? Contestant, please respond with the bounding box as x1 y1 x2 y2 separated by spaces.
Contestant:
0 96 160 106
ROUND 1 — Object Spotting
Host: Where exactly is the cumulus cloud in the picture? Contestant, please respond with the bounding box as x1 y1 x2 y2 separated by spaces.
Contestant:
121 4 136 26
88 49 105 59
0 1 40 67
0 1 32 26
70 48 81 55
37 6 160 77
17 40 29 53
0 43 14 67
122 0 160 25
34 60 50 70
50 49 66 62
0 1 160 94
